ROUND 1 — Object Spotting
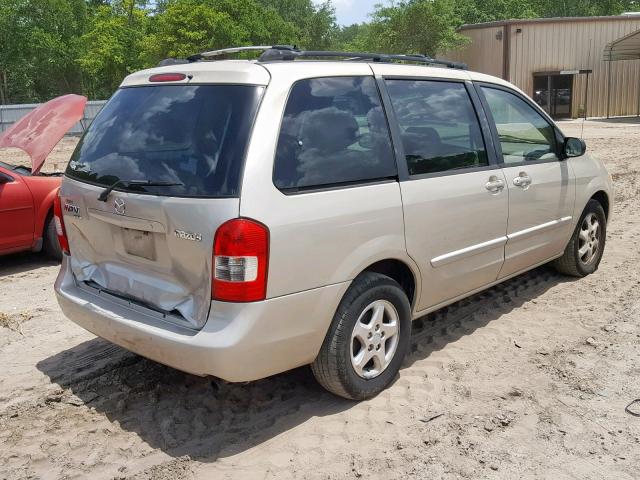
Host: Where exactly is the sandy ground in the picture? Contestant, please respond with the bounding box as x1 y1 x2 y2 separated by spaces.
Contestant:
1 119 640 480
1 136 79 174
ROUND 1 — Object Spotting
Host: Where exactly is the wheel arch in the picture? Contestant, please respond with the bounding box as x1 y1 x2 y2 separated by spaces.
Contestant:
34 191 58 250
590 190 610 220
356 258 418 309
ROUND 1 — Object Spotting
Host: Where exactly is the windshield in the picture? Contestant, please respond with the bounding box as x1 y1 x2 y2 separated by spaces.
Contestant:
66 84 264 197
0 160 32 175
0 161 16 170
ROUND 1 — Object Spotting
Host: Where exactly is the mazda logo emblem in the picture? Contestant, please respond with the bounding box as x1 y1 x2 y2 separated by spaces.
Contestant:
114 198 126 215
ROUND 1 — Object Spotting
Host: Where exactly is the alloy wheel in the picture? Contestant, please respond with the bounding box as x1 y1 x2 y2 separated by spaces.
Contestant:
578 212 601 265
350 300 400 379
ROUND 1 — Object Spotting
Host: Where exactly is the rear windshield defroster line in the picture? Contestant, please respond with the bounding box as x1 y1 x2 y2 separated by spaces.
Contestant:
66 84 264 198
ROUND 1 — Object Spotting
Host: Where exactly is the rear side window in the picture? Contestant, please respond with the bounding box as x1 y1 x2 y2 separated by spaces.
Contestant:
385 80 488 176
66 85 264 197
481 86 558 164
273 77 396 191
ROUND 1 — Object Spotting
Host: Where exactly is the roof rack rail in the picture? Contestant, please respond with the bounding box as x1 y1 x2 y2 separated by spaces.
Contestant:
258 46 468 69
176 45 467 70
187 45 276 62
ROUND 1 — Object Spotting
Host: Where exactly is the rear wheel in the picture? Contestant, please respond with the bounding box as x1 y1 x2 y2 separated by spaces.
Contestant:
311 272 411 400
553 199 606 277
44 215 62 261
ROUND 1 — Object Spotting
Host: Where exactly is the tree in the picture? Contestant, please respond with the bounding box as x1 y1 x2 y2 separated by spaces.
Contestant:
141 0 298 62
0 0 86 104
2 0 640 103
303 1 338 49
78 1 150 99
455 0 537 25
532 0 639 17
140 0 238 61
259 0 338 48
358 0 468 57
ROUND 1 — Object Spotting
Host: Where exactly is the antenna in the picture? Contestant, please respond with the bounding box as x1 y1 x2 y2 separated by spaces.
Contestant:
581 38 593 140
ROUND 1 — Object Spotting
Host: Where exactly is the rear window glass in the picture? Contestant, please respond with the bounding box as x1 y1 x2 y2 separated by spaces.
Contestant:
66 85 264 197
273 76 397 191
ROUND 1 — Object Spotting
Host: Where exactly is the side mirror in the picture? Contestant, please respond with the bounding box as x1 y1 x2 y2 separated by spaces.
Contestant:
0 172 13 184
563 137 586 158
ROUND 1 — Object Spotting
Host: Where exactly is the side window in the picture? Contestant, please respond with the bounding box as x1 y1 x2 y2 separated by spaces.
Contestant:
273 76 396 191
481 86 558 164
385 80 488 176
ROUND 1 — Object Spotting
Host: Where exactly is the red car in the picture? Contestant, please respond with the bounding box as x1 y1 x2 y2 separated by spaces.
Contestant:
0 95 87 259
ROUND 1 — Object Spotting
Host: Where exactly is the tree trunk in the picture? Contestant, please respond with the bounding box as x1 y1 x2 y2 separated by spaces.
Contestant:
0 71 7 105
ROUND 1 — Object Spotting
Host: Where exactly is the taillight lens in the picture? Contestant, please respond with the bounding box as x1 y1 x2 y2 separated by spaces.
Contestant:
53 193 70 255
213 218 269 302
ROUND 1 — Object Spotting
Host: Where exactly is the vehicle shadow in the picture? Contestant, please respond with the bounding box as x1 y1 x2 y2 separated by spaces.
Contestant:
36 265 569 462
0 251 59 277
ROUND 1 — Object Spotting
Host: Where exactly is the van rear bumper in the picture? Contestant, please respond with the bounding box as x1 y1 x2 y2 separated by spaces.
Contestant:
55 256 349 382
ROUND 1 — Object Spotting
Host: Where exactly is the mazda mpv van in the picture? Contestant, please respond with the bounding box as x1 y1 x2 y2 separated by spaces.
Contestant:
54 47 612 400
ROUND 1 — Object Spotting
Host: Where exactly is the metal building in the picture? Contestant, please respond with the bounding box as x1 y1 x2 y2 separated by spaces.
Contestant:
447 15 640 118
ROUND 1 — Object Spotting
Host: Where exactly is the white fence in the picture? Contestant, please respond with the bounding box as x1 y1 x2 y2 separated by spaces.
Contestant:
0 100 107 134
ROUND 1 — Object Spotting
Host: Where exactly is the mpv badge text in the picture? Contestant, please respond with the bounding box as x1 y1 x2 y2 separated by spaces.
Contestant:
174 230 202 242
63 202 80 217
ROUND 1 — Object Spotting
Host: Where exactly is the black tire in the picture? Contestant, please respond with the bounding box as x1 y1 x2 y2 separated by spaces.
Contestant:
553 199 606 277
311 272 411 400
43 215 62 261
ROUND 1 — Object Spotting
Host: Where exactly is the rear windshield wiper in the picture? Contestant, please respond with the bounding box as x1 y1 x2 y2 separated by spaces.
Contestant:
98 179 184 202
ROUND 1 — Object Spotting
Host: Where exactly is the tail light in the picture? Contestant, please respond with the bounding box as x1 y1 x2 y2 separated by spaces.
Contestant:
149 73 187 82
213 218 269 302
53 193 70 255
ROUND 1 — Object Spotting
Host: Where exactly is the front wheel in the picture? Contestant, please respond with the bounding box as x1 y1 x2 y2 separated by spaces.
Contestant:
311 272 411 400
44 216 62 261
553 199 607 277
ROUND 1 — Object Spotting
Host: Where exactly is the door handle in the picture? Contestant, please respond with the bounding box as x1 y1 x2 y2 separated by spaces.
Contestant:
513 172 532 188
485 176 505 193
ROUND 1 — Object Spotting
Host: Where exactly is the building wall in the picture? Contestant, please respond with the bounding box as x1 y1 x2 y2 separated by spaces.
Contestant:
450 17 640 118
448 27 504 78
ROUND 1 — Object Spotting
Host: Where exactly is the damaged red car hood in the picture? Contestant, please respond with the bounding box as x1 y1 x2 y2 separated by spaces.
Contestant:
0 94 87 174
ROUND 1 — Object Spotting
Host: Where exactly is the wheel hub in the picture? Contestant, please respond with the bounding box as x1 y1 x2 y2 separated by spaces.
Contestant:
578 212 601 266
350 299 400 379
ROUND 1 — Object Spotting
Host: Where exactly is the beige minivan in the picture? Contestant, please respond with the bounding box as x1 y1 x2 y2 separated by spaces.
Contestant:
54 46 613 400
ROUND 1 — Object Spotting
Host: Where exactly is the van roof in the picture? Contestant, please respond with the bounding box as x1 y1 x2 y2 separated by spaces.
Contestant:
121 60 272 87
121 58 513 91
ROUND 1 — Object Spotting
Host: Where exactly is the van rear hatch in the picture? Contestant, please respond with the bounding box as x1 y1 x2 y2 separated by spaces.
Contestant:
61 78 265 330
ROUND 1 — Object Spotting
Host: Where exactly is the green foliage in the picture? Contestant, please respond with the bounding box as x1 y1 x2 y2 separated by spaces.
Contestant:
1 0 639 103
78 1 148 99
140 0 301 63
532 0 640 17
455 0 537 25
0 0 86 103
141 1 242 60
303 1 339 49
456 0 639 22
258 0 338 49
356 0 468 56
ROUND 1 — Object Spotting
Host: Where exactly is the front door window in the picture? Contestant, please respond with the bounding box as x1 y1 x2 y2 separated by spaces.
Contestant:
481 86 559 165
